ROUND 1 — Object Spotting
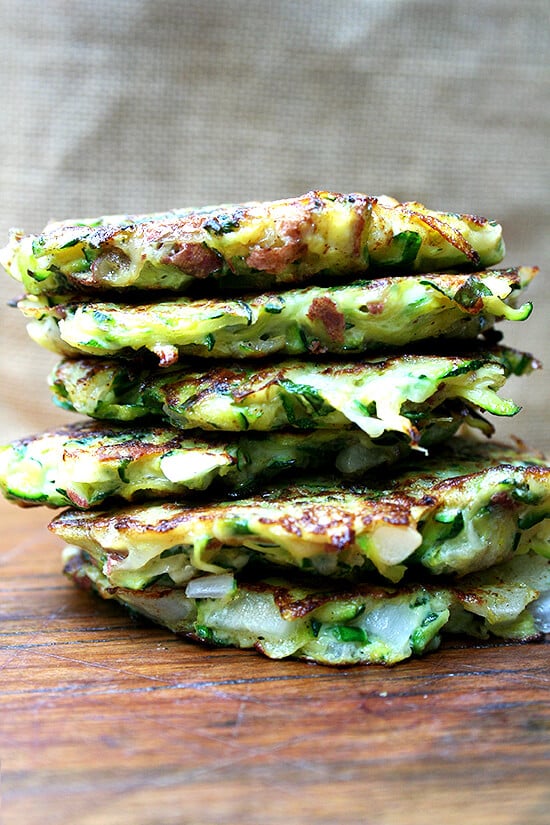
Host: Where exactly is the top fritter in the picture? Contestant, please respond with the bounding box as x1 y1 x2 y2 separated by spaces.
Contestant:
0 191 505 296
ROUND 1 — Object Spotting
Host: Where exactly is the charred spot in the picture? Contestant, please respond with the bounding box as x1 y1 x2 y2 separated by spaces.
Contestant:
101 503 199 534
381 511 414 527
434 473 484 493
161 365 247 409
461 213 489 227
305 191 343 211
355 495 417 528
453 590 490 609
279 591 347 619
230 374 283 403
87 225 124 248
243 580 346 619
203 209 246 235
256 505 355 548
64 433 182 463
248 576 403 621
123 582 187 599
404 208 481 266
58 356 116 382
418 495 438 507
207 365 250 391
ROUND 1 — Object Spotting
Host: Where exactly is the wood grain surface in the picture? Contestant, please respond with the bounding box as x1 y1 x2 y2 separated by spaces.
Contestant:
1 498 549 825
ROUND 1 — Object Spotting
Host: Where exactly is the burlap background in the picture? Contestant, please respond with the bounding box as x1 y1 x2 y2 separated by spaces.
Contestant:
1 0 548 448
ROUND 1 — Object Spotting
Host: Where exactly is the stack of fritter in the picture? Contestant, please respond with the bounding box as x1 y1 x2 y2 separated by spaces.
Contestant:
1 191 549 665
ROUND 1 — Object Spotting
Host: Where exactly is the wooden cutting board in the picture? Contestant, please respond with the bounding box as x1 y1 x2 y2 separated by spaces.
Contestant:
1 498 549 825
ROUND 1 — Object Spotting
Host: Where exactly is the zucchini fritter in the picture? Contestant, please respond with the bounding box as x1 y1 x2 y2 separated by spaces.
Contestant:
64 548 550 665
18 267 534 363
0 415 463 508
50 346 536 438
1 191 505 295
50 438 550 585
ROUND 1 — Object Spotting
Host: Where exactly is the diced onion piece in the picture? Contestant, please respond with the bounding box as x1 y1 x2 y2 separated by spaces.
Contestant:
151 344 179 367
531 590 550 633
461 586 531 624
310 554 338 576
160 449 232 484
185 573 235 599
369 524 422 565
360 601 421 652
91 249 132 285
336 443 391 475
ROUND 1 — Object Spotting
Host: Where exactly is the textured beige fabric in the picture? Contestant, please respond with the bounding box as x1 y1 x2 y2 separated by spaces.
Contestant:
1 0 548 448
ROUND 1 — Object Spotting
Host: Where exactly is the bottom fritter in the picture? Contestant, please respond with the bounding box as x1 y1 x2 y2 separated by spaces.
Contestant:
64 548 550 666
